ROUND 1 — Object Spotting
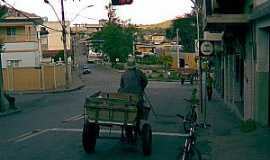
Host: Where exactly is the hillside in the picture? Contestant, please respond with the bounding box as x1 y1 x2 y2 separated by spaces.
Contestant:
138 20 173 30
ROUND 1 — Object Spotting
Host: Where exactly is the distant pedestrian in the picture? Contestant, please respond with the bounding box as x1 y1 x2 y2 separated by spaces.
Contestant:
206 72 213 101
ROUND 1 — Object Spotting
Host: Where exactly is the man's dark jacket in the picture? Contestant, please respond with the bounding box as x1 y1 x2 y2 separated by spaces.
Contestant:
119 68 148 95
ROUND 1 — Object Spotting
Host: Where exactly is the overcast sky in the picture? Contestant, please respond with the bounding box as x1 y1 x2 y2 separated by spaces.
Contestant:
2 0 193 25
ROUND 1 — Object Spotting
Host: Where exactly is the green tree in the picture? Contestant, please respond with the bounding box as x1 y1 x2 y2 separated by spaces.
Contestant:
166 16 197 52
90 23 135 66
160 55 173 71
0 5 8 18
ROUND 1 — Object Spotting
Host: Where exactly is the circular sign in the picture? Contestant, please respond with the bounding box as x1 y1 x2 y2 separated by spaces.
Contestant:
200 41 214 56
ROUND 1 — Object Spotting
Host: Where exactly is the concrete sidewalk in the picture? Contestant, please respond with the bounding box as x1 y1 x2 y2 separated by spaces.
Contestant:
199 92 270 160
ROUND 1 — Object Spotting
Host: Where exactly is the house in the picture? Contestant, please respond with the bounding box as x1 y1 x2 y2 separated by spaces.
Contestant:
70 21 105 66
202 0 270 126
151 34 166 44
0 6 43 68
42 21 71 63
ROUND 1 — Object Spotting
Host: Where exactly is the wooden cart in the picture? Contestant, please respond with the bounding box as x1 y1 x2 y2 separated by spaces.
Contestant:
82 91 152 156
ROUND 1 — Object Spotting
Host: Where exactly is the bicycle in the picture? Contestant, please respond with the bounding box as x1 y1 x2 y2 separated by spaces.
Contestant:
176 114 210 160
183 98 198 133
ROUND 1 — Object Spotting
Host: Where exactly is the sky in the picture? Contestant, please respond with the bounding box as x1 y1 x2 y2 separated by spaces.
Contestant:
2 0 193 25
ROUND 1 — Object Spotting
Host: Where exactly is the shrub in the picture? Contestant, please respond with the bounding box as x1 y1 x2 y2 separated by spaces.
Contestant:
158 73 164 78
168 71 179 80
113 63 125 70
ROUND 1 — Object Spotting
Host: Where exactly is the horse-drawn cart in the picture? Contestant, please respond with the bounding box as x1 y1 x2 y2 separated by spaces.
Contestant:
82 91 152 156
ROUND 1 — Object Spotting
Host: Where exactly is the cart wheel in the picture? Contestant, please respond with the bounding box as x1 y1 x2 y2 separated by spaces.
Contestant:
141 124 152 156
82 122 98 153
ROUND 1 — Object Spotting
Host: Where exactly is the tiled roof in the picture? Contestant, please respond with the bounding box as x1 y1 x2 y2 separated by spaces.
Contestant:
1 4 40 18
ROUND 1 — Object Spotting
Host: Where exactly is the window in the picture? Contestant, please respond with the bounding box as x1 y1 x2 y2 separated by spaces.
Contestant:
7 27 16 36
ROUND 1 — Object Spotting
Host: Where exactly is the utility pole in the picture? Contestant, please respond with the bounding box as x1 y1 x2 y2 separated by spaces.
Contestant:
197 10 203 114
60 0 70 88
0 45 9 112
176 28 180 68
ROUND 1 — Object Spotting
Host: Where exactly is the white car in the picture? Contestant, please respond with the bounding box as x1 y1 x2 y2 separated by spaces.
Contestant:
83 65 91 74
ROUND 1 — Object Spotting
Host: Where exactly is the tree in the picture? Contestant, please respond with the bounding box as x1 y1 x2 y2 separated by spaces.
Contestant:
90 23 135 66
0 5 8 18
166 16 197 52
160 55 173 71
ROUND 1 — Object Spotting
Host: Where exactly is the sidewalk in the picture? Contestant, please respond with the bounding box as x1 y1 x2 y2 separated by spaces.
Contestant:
199 92 270 160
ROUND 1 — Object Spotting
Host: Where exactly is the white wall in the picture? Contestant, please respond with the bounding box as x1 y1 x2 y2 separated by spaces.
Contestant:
4 42 38 51
1 52 40 68
1 42 40 68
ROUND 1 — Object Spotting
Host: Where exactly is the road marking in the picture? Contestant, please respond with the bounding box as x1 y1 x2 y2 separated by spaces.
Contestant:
8 128 188 143
49 128 188 137
8 129 49 143
62 114 83 123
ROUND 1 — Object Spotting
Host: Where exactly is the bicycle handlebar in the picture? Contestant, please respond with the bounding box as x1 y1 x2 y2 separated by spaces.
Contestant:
176 114 185 119
176 114 211 129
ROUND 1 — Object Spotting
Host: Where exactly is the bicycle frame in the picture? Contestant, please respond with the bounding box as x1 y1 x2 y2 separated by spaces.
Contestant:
181 124 196 160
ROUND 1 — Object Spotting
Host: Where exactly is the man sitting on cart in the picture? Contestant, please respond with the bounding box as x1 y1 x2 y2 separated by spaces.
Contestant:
118 57 148 141
118 56 148 104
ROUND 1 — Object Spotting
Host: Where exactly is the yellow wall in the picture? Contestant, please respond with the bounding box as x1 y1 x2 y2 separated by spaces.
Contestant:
184 53 197 70
152 35 165 43
44 21 70 50
2 65 70 91
0 26 36 42
136 46 153 53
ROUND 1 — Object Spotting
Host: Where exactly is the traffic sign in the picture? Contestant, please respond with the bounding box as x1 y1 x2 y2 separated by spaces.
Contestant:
199 40 214 56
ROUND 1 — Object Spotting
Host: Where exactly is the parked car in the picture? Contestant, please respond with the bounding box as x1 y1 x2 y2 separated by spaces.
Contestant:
83 65 91 74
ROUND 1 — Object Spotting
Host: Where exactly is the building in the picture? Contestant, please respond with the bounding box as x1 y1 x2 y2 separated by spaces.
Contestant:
42 21 71 62
151 34 166 44
0 7 43 68
202 0 270 126
70 21 105 66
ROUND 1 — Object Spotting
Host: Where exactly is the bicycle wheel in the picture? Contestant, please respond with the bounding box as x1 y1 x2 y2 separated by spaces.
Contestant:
187 146 202 160
183 110 197 133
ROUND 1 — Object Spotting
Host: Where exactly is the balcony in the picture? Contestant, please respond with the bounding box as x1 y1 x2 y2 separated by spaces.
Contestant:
202 0 248 31
0 34 37 43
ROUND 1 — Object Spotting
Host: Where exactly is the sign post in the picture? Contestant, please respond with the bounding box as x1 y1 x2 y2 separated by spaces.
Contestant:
199 40 214 122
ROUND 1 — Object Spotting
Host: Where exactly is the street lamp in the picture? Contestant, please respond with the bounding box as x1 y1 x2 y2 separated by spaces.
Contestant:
44 0 62 25
44 0 70 88
44 0 94 88
191 0 204 118
71 5 94 22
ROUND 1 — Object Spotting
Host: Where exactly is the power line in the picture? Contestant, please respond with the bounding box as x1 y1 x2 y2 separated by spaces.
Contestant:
1 0 62 32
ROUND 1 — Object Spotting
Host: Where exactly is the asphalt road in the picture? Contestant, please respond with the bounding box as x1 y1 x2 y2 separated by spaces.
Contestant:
0 64 197 160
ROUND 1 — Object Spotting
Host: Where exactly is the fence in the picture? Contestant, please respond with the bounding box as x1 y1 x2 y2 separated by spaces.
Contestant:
2 64 71 92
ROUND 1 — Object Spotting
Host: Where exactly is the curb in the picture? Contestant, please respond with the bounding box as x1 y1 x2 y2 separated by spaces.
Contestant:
149 79 180 82
10 84 85 95
0 108 22 117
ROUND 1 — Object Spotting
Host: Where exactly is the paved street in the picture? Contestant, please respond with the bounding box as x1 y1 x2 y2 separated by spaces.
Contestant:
0 64 198 160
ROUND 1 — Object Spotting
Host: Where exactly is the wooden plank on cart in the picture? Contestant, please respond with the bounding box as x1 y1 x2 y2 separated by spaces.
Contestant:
85 92 139 124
